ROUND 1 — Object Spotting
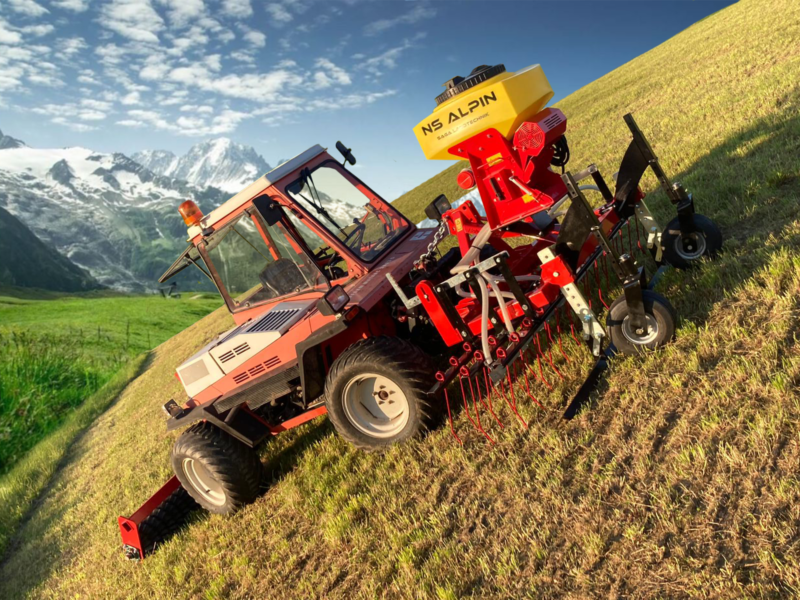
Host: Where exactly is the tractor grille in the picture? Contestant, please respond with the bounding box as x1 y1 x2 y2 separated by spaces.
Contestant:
247 308 301 333
217 342 251 363
215 365 299 413
230 356 282 386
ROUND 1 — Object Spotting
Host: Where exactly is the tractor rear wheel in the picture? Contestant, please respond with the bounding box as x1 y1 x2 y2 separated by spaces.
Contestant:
171 422 262 514
660 214 722 269
324 336 435 451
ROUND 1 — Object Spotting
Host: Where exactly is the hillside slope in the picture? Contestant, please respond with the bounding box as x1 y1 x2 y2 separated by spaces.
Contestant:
2 0 800 597
0 206 101 292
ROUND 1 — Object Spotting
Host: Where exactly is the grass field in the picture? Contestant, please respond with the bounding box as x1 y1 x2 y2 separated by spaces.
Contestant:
1 0 799 597
0 291 221 472
0 291 222 557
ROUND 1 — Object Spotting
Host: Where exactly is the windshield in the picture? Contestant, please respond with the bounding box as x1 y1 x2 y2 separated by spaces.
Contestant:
202 210 327 309
284 162 409 262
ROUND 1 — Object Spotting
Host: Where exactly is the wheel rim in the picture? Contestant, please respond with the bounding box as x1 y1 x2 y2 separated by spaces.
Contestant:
341 372 410 438
182 458 226 506
621 313 660 345
674 231 707 261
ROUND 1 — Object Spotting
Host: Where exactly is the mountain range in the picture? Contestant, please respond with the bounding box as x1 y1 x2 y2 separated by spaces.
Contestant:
0 132 367 294
0 131 243 291
0 205 101 292
133 139 271 194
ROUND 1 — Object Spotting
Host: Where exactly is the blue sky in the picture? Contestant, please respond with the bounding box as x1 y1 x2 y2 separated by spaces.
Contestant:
0 0 735 199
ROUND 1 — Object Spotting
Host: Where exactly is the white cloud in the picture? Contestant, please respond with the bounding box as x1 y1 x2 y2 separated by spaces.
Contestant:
21 24 55 37
220 0 252 19
51 117 97 132
312 58 351 89
58 37 88 56
0 64 25 92
81 98 113 111
99 0 165 44
364 4 435 36
358 34 424 76
0 19 23 45
116 119 145 127
157 0 205 27
180 104 214 113
32 104 108 130
266 3 292 24
126 107 252 136
230 50 254 63
168 63 303 102
51 0 90 12
121 91 141 105
307 89 396 111
8 0 49 17
242 28 266 48
139 59 171 81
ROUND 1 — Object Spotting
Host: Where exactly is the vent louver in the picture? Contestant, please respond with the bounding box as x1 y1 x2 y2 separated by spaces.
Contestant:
218 342 252 363
247 308 301 333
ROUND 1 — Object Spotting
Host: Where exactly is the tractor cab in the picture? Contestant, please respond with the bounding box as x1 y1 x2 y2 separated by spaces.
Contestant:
160 144 412 323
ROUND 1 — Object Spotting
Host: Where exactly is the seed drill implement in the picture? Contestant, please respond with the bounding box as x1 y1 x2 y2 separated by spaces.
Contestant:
118 63 721 559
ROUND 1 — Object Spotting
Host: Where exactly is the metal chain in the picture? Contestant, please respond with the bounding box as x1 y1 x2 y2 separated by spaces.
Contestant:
415 221 448 268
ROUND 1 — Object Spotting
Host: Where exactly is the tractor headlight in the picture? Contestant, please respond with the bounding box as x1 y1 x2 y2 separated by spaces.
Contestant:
318 285 350 316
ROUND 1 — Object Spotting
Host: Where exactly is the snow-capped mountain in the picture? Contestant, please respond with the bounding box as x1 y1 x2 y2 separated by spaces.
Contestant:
0 141 225 291
133 138 271 194
0 128 25 150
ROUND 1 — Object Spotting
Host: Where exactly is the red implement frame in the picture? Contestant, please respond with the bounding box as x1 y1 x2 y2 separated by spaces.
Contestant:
118 405 328 560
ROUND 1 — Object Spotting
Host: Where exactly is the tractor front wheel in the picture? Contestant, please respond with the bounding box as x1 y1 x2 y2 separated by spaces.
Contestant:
606 290 676 355
171 422 262 514
660 214 722 269
324 337 435 452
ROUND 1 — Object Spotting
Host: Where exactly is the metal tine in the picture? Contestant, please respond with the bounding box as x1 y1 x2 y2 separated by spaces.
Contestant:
436 371 462 445
534 333 553 390
481 367 505 429
543 322 565 380
458 370 480 433
553 308 571 363
594 259 610 310
472 352 503 429
460 366 495 444
469 356 501 430
495 347 529 428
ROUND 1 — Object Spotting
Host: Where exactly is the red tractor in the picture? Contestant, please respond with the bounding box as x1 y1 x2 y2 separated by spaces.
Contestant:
119 63 721 559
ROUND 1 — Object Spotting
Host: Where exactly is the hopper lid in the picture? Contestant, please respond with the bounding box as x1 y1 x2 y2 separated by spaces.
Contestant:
435 64 506 106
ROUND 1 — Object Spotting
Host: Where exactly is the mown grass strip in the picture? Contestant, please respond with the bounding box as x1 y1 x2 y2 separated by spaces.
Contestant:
0 353 148 557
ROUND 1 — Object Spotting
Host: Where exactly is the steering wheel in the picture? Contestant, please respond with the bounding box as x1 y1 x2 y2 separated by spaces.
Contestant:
342 221 366 250
314 246 333 261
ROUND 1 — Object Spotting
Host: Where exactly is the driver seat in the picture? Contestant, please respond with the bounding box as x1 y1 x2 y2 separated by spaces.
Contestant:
259 258 307 297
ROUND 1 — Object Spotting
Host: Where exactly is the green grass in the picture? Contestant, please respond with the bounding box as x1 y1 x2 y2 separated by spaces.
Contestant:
0 354 148 557
0 292 221 472
2 0 800 597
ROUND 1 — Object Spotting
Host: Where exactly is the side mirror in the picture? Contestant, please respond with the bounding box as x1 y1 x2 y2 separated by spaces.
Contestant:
424 194 452 222
336 141 356 166
252 195 283 226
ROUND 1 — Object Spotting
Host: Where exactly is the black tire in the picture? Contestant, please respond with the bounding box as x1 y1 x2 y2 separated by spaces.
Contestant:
128 486 198 559
659 213 722 269
606 290 676 355
324 336 435 452
171 422 262 514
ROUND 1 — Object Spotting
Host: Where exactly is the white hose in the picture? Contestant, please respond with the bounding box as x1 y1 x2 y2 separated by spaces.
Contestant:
475 276 493 364
484 274 514 332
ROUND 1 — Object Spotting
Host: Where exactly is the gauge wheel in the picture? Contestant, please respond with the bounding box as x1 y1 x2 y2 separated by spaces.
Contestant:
659 213 722 269
324 336 436 451
606 290 677 355
171 422 262 514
